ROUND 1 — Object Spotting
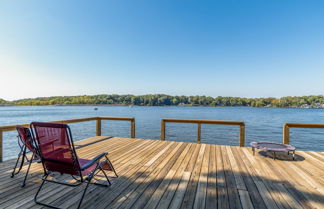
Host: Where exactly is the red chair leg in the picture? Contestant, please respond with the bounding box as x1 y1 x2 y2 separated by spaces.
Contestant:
22 152 35 187
11 146 26 177
77 164 102 209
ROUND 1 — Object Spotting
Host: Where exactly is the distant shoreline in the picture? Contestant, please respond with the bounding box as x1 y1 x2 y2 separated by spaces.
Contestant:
1 104 324 109
1 94 324 108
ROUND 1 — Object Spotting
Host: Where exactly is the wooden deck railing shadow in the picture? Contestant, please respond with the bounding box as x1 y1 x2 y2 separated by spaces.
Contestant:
2 159 322 208
0 116 135 162
283 122 324 144
160 118 246 146
108 171 323 209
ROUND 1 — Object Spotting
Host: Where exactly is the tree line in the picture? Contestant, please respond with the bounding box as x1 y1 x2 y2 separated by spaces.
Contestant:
1 94 324 108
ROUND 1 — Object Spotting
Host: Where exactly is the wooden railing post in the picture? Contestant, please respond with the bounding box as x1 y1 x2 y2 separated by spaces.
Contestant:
283 124 290 144
96 118 102 136
283 122 324 145
197 123 201 144
161 120 166 140
240 124 245 147
0 130 2 162
131 119 136 138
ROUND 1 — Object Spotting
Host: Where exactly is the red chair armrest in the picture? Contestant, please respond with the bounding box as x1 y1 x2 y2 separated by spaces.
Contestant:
80 152 108 171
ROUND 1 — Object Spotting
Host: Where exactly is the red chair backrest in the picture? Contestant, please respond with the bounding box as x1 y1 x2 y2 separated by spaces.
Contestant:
31 122 81 176
16 125 36 153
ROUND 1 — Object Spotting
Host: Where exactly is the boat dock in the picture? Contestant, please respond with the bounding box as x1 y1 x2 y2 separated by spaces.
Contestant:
0 136 323 209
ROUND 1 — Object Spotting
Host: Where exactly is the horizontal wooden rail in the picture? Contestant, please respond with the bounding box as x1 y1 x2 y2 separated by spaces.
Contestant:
0 116 135 162
283 122 324 144
161 118 245 146
96 117 135 138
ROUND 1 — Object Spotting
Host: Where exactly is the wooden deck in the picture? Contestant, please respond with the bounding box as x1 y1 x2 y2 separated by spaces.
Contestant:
0 137 323 209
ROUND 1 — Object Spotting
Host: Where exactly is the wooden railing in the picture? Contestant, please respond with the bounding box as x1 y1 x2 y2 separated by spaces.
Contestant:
283 122 324 144
161 119 245 146
0 116 135 162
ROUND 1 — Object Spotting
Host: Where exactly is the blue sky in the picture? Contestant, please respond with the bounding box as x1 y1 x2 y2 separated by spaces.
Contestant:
0 0 324 100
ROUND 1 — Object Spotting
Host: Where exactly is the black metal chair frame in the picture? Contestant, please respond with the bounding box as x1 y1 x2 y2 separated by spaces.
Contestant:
11 127 39 187
31 122 118 209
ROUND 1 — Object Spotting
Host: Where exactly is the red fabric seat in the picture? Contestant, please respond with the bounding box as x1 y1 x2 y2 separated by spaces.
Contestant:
79 158 97 176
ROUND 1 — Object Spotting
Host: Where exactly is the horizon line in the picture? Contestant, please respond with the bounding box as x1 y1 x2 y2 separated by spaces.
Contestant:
2 93 324 102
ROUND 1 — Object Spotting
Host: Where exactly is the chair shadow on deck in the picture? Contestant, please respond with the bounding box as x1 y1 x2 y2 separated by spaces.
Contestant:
2 162 323 209
74 136 114 149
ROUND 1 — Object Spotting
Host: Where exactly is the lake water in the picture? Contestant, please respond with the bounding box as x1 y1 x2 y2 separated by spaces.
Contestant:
1 106 324 160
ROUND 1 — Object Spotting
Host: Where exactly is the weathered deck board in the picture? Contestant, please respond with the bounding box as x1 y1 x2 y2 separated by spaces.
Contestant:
0 136 323 209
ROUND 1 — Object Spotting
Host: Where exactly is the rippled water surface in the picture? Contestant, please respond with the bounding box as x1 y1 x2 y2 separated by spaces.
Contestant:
1 106 324 160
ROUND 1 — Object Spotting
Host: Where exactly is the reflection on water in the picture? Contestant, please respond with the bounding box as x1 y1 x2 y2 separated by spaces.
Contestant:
1 106 324 160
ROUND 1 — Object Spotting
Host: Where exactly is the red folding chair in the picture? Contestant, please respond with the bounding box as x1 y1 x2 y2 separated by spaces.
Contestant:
11 125 40 187
31 122 117 209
